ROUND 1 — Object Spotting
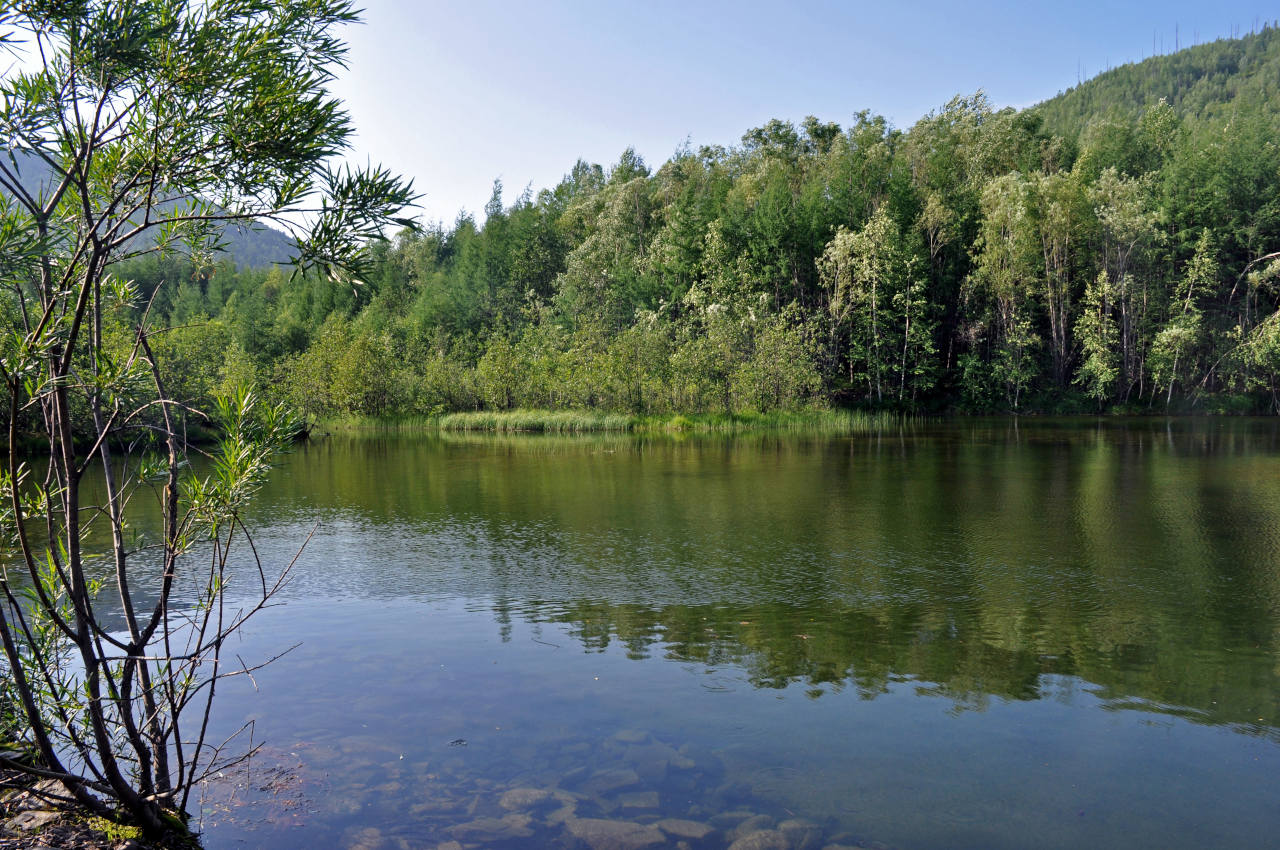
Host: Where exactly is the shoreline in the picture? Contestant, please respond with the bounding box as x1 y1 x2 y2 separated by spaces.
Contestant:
0 750 189 850
318 409 906 435
311 408 1278 436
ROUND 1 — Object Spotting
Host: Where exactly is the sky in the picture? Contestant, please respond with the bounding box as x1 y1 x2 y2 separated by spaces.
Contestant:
328 1 1280 226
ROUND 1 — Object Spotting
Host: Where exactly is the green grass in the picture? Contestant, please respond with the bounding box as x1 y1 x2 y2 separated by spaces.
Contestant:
437 410 636 433
634 409 903 434
318 408 907 436
315 414 439 434
83 816 143 842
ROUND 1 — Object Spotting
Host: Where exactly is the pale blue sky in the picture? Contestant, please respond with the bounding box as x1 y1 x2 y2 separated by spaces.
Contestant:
329 1 1280 225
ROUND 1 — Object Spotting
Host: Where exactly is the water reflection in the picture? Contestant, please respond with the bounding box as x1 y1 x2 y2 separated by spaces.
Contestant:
235 421 1280 734
494 596 1280 738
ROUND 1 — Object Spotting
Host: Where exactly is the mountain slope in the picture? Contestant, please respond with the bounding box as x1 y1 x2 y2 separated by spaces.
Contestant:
2 151 295 268
1033 24 1280 139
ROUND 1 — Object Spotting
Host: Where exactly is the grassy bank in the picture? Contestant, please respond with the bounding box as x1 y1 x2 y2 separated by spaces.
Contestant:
439 410 636 432
316 408 905 435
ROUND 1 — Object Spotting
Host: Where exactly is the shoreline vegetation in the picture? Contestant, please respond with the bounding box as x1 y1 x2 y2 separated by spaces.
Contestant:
317 408 904 435
0 1 416 845
311 408 1278 438
113 26 1280 429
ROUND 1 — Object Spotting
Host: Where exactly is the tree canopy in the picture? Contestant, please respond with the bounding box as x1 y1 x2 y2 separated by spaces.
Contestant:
108 25 1280 418
0 0 413 836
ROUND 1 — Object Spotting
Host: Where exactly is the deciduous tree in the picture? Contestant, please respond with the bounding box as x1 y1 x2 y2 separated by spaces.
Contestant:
0 1 414 835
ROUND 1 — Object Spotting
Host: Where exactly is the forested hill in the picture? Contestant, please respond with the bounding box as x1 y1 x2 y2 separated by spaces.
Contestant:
0 151 295 267
1034 24 1280 138
123 29 1280 419
212 222 296 269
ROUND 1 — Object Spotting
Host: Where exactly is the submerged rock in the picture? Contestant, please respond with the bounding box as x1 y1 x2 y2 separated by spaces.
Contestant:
408 794 463 816
581 767 642 796
711 810 758 829
560 764 591 787
328 794 365 816
565 817 667 850
655 818 715 839
626 740 680 783
498 786 554 810
779 818 823 850
546 790 581 825
448 812 535 840
728 829 791 850
727 814 776 842
676 744 724 775
617 790 660 810
343 826 385 850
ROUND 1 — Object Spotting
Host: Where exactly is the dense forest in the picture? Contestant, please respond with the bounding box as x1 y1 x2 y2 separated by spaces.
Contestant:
121 26 1280 418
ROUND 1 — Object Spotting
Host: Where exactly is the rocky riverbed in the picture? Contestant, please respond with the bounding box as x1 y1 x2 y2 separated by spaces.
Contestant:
205 726 893 850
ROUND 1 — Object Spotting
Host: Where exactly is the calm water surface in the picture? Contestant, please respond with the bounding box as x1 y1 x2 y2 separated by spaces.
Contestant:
179 419 1280 849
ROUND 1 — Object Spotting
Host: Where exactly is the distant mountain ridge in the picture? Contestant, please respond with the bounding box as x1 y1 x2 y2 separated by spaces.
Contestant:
1032 24 1280 138
211 220 296 269
1 150 295 269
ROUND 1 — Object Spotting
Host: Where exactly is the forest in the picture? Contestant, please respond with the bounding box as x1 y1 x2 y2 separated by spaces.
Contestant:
120 26 1280 419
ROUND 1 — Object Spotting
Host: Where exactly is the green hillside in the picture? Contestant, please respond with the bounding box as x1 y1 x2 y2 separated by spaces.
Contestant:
1 151 294 268
1034 24 1280 138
